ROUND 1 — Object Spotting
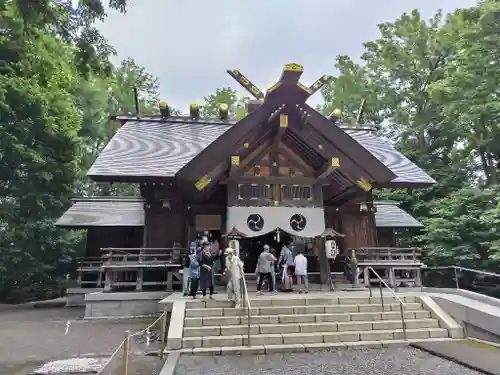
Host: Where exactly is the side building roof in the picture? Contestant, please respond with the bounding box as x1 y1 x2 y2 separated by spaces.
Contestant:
86 117 434 187
55 197 145 228
56 199 422 229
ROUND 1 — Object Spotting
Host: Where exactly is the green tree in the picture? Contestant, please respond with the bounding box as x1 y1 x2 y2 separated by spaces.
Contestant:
201 87 249 120
419 186 500 266
430 0 500 187
0 3 85 302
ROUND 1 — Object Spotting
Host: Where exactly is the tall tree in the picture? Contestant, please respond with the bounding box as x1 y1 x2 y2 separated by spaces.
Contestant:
0 2 85 302
430 0 500 187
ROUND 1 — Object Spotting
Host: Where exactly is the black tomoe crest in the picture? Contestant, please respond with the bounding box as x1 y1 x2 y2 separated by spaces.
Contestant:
247 214 264 232
290 214 307 231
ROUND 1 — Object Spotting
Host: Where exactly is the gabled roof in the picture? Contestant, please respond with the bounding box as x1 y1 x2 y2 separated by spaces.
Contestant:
86 116 434 186
87 117 231 181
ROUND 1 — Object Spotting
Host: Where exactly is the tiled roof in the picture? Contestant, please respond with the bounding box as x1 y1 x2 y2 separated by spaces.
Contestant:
55 198 145 227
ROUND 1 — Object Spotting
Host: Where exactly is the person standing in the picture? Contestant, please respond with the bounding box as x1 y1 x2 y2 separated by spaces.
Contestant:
188 249 200 298
182 248 193 296
278 242 295 291
199 242 219 300
270 247 277 292
256 245 276 295
223 248 244 308
294 249 309 293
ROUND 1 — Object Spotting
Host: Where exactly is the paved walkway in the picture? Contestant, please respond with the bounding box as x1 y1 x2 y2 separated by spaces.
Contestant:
412 340 500 375
0 307 149 374
174 346 483 375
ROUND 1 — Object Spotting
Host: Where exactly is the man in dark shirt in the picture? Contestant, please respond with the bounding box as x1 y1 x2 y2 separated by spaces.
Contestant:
199 242 219 299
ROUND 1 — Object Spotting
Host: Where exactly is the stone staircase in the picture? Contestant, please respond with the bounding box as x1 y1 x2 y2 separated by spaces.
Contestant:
178 294 455 354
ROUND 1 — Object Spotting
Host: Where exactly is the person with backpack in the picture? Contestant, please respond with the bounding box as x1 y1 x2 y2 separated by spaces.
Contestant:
188 248 201 298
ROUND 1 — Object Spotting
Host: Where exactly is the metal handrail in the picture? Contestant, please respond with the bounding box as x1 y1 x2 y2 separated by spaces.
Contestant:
367 267 407 340
424 265 500 289
240 271 252 347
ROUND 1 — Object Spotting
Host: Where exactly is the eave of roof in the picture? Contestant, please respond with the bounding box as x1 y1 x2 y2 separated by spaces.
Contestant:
374 202 423 228
55 198 145 228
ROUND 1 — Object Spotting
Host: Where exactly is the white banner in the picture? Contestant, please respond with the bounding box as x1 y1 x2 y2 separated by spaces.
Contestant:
226 206 326 238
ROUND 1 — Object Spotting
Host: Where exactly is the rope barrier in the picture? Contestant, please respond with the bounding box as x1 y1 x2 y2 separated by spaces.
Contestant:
96 311 168 375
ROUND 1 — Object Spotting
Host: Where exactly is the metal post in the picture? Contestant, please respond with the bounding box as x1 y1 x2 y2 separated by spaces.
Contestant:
369 282 372 298
379 282 384 311
121 331 130 375
400 303 407 340
454 267 460 289
247 309 251 347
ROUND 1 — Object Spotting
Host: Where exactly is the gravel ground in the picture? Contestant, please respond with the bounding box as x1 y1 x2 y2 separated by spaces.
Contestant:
0 307 162 375
175 346 483 375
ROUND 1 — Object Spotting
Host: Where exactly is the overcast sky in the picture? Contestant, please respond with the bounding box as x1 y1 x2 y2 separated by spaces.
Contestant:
98 0 476 111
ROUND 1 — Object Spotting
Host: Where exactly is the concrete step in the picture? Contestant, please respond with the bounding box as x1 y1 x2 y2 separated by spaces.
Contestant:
184 302 422 317
184 310 432 327
185 295 417 309
183 318 441 337
181 327 449 348
171 338 461 356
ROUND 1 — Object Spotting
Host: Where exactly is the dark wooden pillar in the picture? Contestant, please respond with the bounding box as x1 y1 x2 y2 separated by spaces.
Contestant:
340 192 377 251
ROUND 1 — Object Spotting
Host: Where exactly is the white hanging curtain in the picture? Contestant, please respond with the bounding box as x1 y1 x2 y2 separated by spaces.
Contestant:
226 206 326 238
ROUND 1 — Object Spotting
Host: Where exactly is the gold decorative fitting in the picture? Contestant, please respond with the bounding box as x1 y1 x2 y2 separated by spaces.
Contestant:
272 162 277 166
318 144 324 150
195 175 211 191
332 157 340 167
231 156 240 166
267 82 281 93
218 103 229 120
243 142 249 148
296 82 313 94
283 63 304 72
189 103 200 119
356 178 372 192
331 108 343 117
274 200 279 206
279 114 288 128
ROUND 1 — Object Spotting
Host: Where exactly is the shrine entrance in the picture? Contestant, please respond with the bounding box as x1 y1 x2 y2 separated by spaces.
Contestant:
239 231 293 273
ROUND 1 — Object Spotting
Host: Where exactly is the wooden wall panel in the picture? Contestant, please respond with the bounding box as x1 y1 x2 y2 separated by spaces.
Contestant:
85 227 144 257
145 210 187 248
341 212 378 250
377 229 396 247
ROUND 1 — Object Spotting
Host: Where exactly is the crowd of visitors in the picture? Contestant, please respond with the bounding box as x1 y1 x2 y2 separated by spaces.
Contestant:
182 237 309 307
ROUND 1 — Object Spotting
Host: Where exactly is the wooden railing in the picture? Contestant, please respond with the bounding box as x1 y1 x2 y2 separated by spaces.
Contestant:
355 247 422 264
100 247 187 268
351 247 424 288
74 248 188 291
76 257 102 271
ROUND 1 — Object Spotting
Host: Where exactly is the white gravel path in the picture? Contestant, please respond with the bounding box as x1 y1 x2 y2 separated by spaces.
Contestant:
174 346 483 375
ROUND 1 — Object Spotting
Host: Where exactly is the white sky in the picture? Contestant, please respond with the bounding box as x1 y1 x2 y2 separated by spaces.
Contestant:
98 0 477 111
